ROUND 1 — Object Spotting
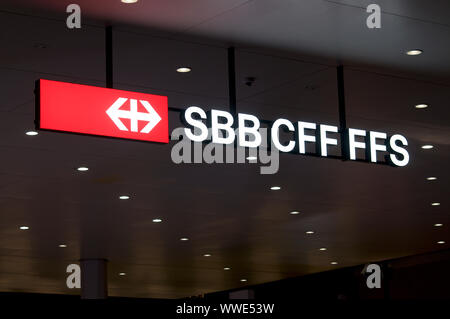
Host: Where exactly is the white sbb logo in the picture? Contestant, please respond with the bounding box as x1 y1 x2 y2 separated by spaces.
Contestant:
106 97 162 133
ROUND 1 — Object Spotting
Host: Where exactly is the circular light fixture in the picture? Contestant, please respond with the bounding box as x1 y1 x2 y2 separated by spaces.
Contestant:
224 267 231 271
415 104 428 109
270 186 281 191
331 261 338 265
246 156 257 161
121 0 138 3
26 131 38 136
176 67 191 73
437 241 445 244
290 211 300 215
119 195 130 200
119 272 126 276
421 145 434 150
19 226 29 230
426 177 437 181
180 237 189 241
406 49 423 56
152 218 162 223
434 223 443 227
319 247 327 251
59 244 67 248
306 231 314 234
240 279 247 282
431 202 441 206
77 167 89 172
203 254 211 257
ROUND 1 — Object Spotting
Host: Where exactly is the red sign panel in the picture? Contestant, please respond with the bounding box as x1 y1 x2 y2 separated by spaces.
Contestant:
36 79 169 143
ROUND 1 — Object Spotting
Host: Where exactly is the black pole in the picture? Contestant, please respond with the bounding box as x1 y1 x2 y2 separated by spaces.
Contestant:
337 65 348 160
105 26 113 89
227 47 237 116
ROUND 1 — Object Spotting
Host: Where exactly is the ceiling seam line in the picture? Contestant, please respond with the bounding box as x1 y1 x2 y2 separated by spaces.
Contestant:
181 0 256 33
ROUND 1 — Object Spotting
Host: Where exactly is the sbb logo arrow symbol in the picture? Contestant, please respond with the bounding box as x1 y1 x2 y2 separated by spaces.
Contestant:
106 97 162 133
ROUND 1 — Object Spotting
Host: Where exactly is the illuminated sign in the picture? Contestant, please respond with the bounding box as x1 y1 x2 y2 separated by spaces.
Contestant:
36 79 169 143
35 80 409 167
181 106 409 167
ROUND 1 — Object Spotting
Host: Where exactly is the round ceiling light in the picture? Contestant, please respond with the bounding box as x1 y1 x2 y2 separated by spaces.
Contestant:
406 49 423 56
176 67 191 73
431 202 441 206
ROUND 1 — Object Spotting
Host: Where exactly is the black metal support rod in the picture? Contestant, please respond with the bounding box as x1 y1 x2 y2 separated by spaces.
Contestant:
105 26 113 89
227 47 237 116
337 65 348 160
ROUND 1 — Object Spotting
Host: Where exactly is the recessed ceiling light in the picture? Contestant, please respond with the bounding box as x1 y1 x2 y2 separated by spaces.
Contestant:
426 177 437 181
331 261 338 265
77 167 89 172
240 279 247 282
415 104 428 109
176 67 191 73
180 237 189 241
437 241 445 244
119 195 130 200
246 156 257 161
152 218 162 223
406 49 423 56
270 186 281 191
431 202 441 206
434 223 443 227
19 226 29 230
121 0 138 3
119 272 126 276
224 267 231 271
59 244 67 248
306 231 315 234
290 211 300 215
319 247 327 251
203 254 211 257
26 131 38 136
421 145 434 150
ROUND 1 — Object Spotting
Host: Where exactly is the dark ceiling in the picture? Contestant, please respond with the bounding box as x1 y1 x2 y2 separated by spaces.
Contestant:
0 0 448 298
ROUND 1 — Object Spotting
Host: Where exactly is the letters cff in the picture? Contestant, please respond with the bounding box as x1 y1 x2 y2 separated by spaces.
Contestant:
182 106 409 167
